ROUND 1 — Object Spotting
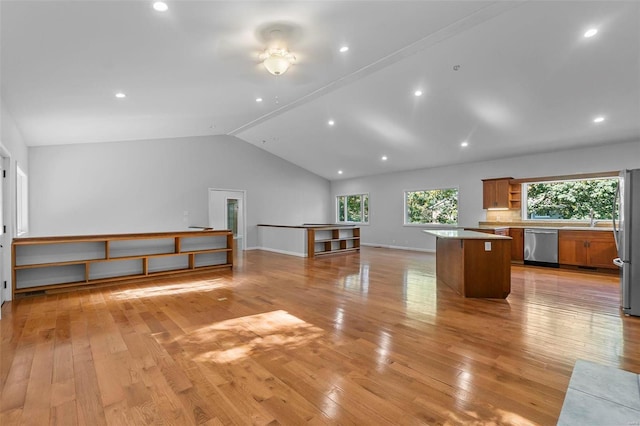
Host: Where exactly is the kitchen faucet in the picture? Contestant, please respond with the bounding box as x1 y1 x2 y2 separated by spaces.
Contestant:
589 208 597 227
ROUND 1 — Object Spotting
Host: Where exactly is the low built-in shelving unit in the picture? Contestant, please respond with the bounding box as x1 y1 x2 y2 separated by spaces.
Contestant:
12 230 233 297
306 226 360 257
257 224 360 257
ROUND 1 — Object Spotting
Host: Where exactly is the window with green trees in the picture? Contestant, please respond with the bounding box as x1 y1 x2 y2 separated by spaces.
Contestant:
337 194 369 223
405 188 458 225
525 177 618 220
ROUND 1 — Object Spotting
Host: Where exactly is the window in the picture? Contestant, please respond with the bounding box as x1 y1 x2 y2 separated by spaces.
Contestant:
337 194 369 224
524 176 618 221
405 188 458 225
17 166 28 235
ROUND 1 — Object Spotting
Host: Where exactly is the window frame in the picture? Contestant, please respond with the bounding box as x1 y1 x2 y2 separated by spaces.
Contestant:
403 187 459 227
16 165 28 236
336 193 369 225
521 175 619 222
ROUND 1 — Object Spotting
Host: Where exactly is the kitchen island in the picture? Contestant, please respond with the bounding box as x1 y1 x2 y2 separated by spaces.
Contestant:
424 230 512 298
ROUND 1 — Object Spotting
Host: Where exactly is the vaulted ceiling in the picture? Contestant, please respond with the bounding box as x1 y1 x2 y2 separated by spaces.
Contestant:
2 1 639 180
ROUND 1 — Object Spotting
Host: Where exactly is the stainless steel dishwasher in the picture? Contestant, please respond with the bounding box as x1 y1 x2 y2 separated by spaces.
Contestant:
524 228 559 267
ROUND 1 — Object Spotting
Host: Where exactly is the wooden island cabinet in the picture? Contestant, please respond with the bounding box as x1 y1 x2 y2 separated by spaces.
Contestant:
425 230 511 298
465 227 522 262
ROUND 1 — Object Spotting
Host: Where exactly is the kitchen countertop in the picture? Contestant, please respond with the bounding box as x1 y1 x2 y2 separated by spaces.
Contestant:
257 224 357 229
476 224 613 232
424 230 512 240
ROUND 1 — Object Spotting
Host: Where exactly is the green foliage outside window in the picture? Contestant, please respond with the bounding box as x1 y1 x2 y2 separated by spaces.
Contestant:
337 194 369 223
405 189 458 224
526 178 618 220
338 197 346 222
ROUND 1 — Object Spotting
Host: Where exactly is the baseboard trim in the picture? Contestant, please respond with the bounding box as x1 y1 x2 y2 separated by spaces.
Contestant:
361 243 435 254
251 247 307 258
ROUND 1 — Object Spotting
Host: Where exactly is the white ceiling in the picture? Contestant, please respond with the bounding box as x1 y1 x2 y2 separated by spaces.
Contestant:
2 1 639 180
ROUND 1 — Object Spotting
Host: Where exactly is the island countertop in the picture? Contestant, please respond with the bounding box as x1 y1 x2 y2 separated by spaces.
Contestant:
424 230 512 240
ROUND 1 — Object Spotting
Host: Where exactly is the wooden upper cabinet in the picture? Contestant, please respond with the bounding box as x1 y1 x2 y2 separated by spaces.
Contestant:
482 177 521 209
482 178 512 209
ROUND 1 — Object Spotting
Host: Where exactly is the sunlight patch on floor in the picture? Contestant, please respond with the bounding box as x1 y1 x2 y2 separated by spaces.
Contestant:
404 268 437 316
110 279 227 300
176 310 325 364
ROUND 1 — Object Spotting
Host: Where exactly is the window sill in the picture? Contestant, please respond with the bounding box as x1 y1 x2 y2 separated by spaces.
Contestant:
403 223 458 228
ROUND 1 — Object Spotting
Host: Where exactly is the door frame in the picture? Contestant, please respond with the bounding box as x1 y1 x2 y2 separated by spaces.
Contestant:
0 144 14 312
208 188 247 251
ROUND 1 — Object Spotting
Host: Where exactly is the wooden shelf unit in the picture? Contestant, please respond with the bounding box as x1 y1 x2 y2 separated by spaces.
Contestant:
12 230 233 297
508 181 522 210
307 226 360 257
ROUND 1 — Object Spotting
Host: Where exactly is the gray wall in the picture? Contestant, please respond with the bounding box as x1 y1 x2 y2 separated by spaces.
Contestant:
1 99 29 172
331 140 640 252
29 135 331 247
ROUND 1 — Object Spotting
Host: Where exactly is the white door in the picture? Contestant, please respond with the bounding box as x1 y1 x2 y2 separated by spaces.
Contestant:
208 189 246 251
0 160 4 315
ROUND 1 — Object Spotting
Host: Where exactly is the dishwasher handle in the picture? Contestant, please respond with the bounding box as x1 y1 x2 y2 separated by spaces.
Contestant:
524 229 558 234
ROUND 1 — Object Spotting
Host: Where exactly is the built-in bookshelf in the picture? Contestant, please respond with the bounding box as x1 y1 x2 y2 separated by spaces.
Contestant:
306 226 360 257
12 230 233 297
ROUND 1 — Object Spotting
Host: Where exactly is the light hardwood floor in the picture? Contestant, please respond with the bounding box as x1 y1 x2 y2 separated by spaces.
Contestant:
2 247 639 425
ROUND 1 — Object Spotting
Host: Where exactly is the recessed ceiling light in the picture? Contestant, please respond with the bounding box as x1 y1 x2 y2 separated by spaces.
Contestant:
584 28 598 38
593 116 605 123
255 97 263 103
414 90 423 97
339 46 349 53
338 170 343 175
461 141 469 147
381 155 388 161
115 92 126 98
328 120 335 126
153 2 168 12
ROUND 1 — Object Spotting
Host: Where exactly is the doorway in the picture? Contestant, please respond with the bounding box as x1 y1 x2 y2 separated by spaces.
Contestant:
0 154 10 317
0 160 3 313
208 189 246 254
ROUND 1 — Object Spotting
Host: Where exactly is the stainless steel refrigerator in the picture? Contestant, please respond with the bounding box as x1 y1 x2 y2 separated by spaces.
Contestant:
613 169 640 316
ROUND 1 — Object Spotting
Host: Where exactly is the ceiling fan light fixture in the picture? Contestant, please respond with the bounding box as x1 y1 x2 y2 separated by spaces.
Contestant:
261 48 296 76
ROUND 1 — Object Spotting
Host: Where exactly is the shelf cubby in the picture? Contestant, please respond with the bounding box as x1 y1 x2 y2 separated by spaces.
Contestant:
15 241 104 266
89 259 143 280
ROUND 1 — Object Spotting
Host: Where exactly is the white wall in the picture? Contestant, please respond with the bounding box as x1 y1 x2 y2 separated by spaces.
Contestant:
331 140 640 252
1 99 29 172
0 98 30 304
29 135 331 247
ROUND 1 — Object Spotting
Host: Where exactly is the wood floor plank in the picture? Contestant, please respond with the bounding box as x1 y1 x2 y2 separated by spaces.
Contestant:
1 247 639 424
49 399 78 426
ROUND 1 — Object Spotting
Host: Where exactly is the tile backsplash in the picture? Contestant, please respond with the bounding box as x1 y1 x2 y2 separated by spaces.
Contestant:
485 209 522 222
